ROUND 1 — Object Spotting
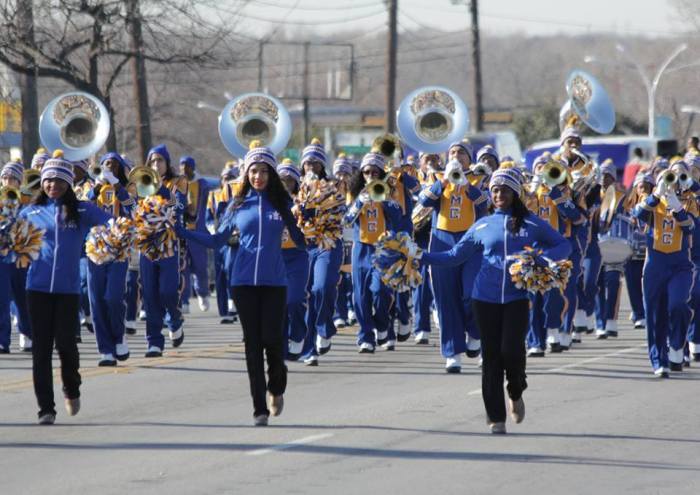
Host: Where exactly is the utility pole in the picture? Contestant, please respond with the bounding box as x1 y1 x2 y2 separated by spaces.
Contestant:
257 41 264 92
469 0 484 132
303 41 311 144
126 0 152 162
386 0 398 133
17 1 39 163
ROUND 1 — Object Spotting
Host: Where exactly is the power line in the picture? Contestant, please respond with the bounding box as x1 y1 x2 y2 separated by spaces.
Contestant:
244 0 383 11
224 5 387 26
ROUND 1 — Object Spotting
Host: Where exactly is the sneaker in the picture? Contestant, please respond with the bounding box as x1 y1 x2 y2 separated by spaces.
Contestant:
431 309 440 330
527 347 545 358
489 422 506 434
64 397 80 416
546 328 560 350
634 319 646 329
605 320 618 337
254 414 269 426
509 397 525 424
197 296 210 312
267 393 284 417
595 329 608 340
116 338 129 361
181 303 190 315
571 332 583 344
381 339 396 351
144 346 163 358
466 337 481 358
414 331 429 345
347 309 356 324
316 335 332 355
19 334 32 352
303 354 319 366
358 342 375 354
559 332 571 350
98 354 117 366
81 315 94 333
125 320 137 335
669 362 684 372
333 318 347 329
397 322 411 342
38 412 56 425
654 367 670 378
138 309 147 321
445 355 461 373
169 327 184 348
227 299 235 313
220 316 234 324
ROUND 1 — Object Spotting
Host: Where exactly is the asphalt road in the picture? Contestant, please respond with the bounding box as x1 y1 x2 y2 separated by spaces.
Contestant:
1 295 698 495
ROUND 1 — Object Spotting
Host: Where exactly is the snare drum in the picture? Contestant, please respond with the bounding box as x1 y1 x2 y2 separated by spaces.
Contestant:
598 215 634 265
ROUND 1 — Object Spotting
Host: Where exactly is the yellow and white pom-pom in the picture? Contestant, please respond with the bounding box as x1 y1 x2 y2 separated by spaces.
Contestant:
297 178 346 250
372 231 423 292
8 219 45 268
507 247 572 294
133 196 177 261
85 217 136 265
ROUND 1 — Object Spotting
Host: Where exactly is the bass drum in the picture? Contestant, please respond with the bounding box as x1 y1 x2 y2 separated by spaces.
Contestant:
598 214 634 265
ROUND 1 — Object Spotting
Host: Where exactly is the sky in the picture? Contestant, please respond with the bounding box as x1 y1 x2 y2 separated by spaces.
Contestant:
230 0 686 39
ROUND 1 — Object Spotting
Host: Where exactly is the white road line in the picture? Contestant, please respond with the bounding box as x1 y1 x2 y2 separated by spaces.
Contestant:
247 433 334 456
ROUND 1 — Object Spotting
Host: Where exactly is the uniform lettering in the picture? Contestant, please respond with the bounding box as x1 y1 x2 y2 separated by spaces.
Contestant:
662 218 674 231
662 232 673 245
366 207 378 220
367 221 377 232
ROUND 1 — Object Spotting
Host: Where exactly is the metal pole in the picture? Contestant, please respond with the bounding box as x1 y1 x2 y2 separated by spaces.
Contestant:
257 41 264 92
469 0 484 132
127 0 152 162
385 0 398 133
303 41 310 144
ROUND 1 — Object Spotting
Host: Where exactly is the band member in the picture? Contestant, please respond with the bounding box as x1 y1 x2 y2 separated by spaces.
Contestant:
684 155 700 362
175 142 306 426
277 160 310 361
181 155 212 313
332 154 356 329
406 168 570 433
30 148 50 170
140 144 187 357
412 153 442 345
0 161 32 352
633 164 695 377
344 152 401 353
72 159 94 339
20 151 111 424
476 145 500 173
419 141 488 372
299 140 346 362
86 153 135 365
623 173 653 330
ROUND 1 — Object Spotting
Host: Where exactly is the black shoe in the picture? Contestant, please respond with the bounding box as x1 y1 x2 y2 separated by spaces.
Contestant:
116 352 130 362
382 344 395 351
574 326 587 335
571 336 582 344
376 337 388 347
125 327 137 335
596 334 608 340
170 329 184 348
465 349 481 358
606 330 618 338
85 323 94 334
560 345 570 351
98 358 117 367
683 358 691 368
669 362 683 372
144 349 163 358
445 366 461 374
585 328 594 334
318 344 331 356
548 343 562 353
397 333 410 343
693 353 700 362
286 353 301 362
528 351 545 358
220 317 234 324
0 346 10 354
358 346 375 354
415 338 429 345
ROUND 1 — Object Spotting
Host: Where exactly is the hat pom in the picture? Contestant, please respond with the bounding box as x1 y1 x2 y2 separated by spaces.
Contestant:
337 152 346 158
310 137 322 146
52 149 64 159
36 147 46 154
249 139 263 150
500 160 515 169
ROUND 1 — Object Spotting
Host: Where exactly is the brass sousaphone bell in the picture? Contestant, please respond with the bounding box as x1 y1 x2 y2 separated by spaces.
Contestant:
39 92 111 161
559 70 616 135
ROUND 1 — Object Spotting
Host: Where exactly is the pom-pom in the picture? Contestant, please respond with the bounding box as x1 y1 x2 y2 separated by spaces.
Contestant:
0 200 45 268
506 246 572 294
310 137 322 145
36 147 47 154
337 152 346 158
249 139 263 150
372 231 423 292
85 217 136 265
133 196 177 261
52 149 64 158
281 158 294 165
296 178 346 250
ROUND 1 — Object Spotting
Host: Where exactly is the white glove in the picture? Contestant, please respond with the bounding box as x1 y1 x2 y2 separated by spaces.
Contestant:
102 169 119 185
653 179 667 199
406 240 421 259
665 190 683 213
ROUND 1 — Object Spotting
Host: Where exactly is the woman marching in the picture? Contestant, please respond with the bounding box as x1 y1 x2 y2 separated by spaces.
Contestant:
175 142 305 425
20 151 112 424
140 144 187 357
86 153 135 366
387 168 570 433
344 152 402 353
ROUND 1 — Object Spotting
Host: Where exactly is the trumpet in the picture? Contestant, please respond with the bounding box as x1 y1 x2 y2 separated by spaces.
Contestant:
541 160 570 188
469 161 491 176
371 134 402 168
445 159 468 186
128 166 161 198
0 186 21 202
661 170 677 185
365 179 389 202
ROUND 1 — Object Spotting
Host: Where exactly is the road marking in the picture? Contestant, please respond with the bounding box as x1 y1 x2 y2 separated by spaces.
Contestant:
247 433 334 456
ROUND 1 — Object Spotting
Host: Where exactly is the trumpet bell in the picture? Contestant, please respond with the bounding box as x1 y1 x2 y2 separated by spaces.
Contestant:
366 179 389 202
662 171 677 185
559 70 615 134
371 134 402 166
0 186 21 202
128 166 161 198
445 159 468 186
541 160 570 187
218 93 292 158
396 86 469 153
39 92 110 161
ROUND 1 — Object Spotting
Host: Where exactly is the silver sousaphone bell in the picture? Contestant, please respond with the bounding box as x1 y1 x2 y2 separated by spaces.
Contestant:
559 70 616 135
39 91 111 161
396 86 469 154
218 92 292 158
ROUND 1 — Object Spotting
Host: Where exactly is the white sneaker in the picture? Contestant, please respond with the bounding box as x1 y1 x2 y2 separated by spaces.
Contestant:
181 303 190 315
414 331 429 344
527 347 544 357
98 353 116 366
431 308 440 329
634 318 646 329
347 309 356 324
381 339 396 350
478 357 483 368
288 340 303 355
358 342 375 353
19 333 32 351
303 354 318 366
197 296 210 312
595 329 607 337
228 299 235 312
445 355 461 372
333 318 347 328
11 314 18 329
690 342 699 354
138 309 147 321
654 367 670 377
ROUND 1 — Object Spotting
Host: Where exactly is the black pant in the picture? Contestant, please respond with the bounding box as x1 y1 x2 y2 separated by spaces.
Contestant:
27 291 81 417
231 285 288 417
472 298 529 423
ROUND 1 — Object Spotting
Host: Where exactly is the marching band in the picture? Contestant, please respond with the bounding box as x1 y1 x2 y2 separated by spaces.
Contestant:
2 71 700 433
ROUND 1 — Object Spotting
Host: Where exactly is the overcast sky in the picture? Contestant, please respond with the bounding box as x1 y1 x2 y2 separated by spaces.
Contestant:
231 0 686 39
